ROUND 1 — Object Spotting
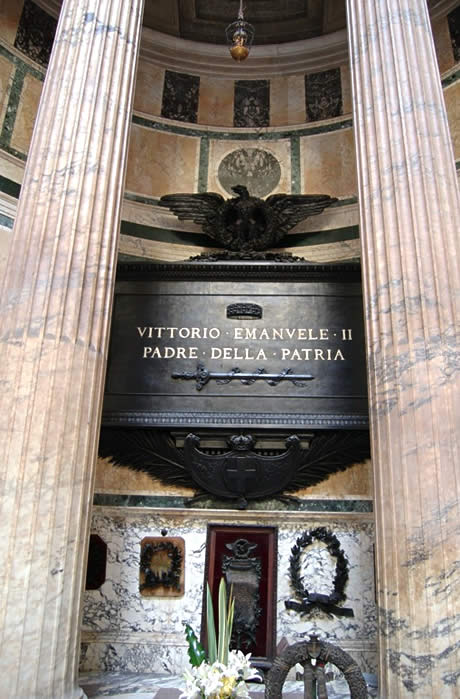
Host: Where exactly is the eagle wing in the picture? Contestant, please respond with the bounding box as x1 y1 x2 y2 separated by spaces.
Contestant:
286 431 370 491
159 193 228 244
98 428 194 488
264 194 338 242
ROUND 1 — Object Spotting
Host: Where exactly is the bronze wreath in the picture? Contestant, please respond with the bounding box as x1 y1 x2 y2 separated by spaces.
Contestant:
285 527 354 617
140 541 182 591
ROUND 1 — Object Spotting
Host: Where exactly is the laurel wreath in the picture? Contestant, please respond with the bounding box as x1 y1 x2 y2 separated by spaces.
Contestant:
286 527 352 616
140 541 182 591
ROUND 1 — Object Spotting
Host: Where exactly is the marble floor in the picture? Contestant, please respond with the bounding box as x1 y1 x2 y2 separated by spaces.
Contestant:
79 671 379 698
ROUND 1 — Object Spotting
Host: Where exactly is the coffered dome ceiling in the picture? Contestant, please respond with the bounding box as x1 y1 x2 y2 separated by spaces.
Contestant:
142 1 347 45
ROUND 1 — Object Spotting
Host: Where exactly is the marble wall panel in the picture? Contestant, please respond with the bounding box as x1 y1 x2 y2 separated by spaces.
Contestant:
80 510 376 675
278 237 362 264
445 81 460 160
119 234 212 263
278 521 377 676
234 80 270 128
207 139 291 198
161 70 200 124
300 128 357 199
340 64 352 116
197 76 234 127
14 0 57 68
270 75 306 127
0 151 25 184
125 125 200 198
134 62 165 116
10 71 42 155
432 16 457 73
0 54 15 128
0 0 24 46
305 69 342 122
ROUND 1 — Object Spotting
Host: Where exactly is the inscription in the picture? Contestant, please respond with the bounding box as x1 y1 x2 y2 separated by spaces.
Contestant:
138 326 352 362
102 269 368 429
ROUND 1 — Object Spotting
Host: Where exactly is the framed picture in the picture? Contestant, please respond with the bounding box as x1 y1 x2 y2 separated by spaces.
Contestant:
202 524 277 669
139 536 185 597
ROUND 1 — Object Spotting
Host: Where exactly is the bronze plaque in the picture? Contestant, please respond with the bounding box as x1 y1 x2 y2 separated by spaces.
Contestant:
139 536 185 597
102 262 368 429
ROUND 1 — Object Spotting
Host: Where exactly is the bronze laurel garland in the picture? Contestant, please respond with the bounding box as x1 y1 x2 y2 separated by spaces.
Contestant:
140 541 182 591
285 527 354 617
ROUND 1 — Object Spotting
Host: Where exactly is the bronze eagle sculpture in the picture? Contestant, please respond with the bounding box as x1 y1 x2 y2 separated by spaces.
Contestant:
159 185 337 252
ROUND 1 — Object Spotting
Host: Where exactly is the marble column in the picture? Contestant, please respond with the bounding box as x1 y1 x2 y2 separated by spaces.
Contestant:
0 0 144 697
346 1 459 697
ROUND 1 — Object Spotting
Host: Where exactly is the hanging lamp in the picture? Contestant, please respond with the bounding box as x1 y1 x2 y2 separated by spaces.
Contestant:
225 1 255 62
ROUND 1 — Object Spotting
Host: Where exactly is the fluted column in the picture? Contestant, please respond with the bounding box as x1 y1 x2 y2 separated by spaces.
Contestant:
0 1 144 697
346 1 459 697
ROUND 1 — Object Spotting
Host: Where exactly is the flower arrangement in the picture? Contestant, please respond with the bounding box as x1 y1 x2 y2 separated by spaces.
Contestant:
180 579 259 698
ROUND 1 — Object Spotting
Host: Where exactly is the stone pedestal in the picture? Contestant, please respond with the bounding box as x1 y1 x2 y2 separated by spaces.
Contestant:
0 0 144 697
346 1 460 696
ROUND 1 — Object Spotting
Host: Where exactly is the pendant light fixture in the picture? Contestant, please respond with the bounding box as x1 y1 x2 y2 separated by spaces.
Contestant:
225 1 255 62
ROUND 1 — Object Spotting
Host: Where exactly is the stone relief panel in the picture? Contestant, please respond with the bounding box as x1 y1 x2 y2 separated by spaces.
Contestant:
305 68 343 122
14 0 57 68
217 147 281 197
448 6 460 62
161 70 200 123
234 80 270 128
208 139 291 199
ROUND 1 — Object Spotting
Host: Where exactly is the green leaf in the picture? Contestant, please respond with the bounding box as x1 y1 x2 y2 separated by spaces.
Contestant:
206 583 217 664
184 624 206 667
217 578 227 664
227 596 235 653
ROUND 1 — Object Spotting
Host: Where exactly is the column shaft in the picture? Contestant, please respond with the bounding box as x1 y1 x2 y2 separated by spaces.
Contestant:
0 0 144 697
346 1 459 696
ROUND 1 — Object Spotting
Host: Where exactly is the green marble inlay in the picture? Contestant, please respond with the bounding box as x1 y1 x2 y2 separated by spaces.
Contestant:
0 63 26 149
132 113 353 141
331 196 357 207
93 494 189 508
123 190 356 209
118 252 157 263
285 225 359 247
92 492 373 512
0 43 45 81
441 68 460 88
124 191 160 205
198 135 210 192
120 219 359 248
0 213 14 229
132 114 203 138
0 175 21 198
290 134 301 194
2 145 27 161
120 220 222 248
0 44 45 160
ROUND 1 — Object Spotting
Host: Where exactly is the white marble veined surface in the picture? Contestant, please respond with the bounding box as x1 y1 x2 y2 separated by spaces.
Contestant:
80 510 377 676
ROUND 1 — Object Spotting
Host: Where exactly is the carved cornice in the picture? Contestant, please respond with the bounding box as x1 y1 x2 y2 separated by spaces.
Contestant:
35 1 460 79
115 261 362 283
102 411 369 429
139 27 350 78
